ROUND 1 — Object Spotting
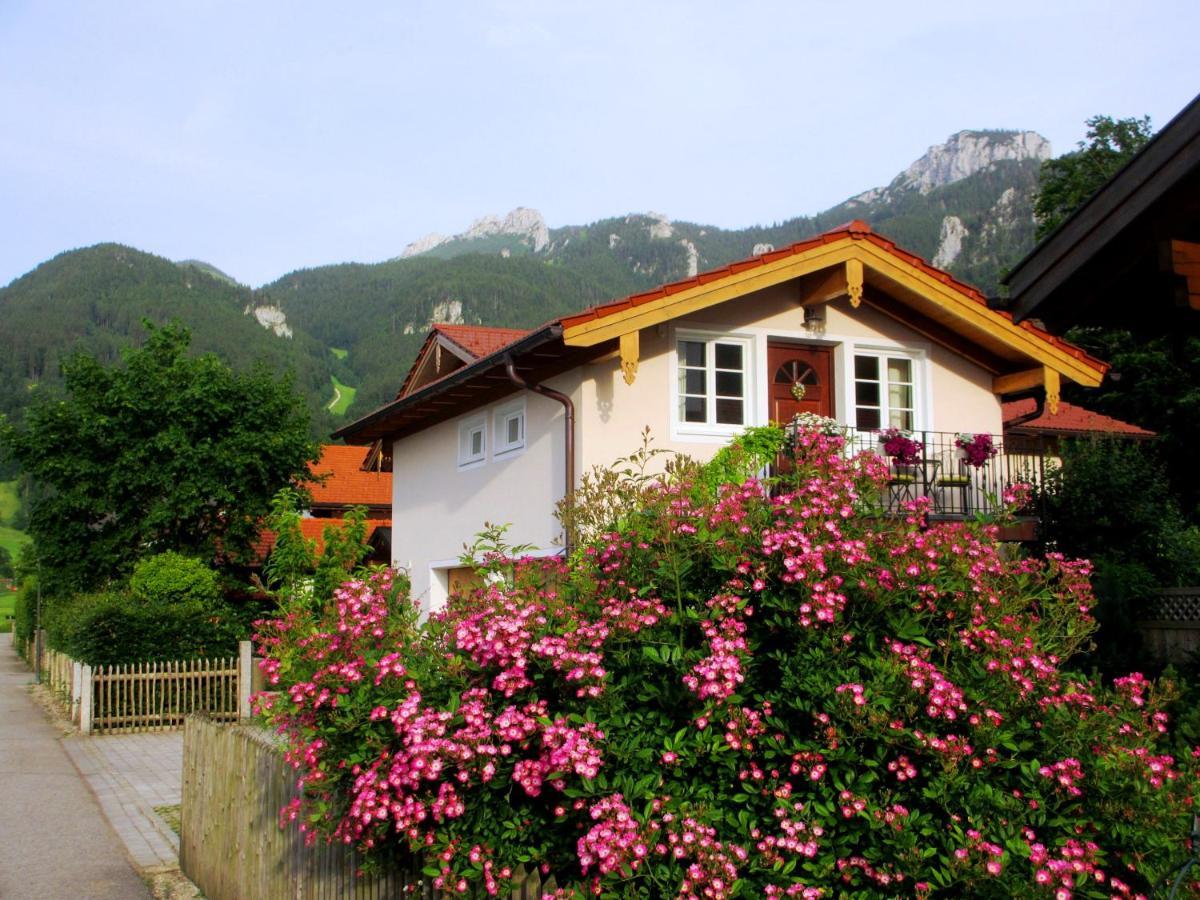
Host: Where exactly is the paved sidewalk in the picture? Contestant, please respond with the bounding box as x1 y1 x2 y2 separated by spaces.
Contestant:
64 732 184 871
0 637 151 899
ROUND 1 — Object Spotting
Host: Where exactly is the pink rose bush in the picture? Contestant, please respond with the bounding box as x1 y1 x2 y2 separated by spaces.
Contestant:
255 425 1198 897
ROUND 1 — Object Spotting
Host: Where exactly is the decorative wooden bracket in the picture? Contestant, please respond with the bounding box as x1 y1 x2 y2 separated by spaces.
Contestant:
991 368 1043 395
619 331 639 385
846 258 864 309
1044 366 1060 415
992 365 1061 415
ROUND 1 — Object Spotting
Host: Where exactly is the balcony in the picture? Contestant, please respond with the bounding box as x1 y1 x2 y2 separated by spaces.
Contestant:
785 424 1049 529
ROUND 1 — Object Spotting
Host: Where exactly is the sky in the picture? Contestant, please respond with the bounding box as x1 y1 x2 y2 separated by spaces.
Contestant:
1 1 1198 288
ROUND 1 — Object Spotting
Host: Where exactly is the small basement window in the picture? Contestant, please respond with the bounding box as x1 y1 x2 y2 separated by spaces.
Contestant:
458 415 487 468
494 400 526 456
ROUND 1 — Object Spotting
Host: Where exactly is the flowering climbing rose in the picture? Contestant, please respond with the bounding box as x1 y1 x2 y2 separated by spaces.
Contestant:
256 425 1198 897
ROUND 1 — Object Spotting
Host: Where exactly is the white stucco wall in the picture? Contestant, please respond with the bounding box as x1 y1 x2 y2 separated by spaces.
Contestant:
391 371 580 613
393 283 1005 612
578 285 1003 475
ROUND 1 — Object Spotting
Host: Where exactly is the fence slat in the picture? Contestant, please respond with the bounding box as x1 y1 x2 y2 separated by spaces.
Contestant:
32 645 242 734
184 715 541 900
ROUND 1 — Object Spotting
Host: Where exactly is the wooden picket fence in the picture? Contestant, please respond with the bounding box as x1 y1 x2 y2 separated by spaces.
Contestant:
92 656 239 732
182 715 556 900
34 633 254 734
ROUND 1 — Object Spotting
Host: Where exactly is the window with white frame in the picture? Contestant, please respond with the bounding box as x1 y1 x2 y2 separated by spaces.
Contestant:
458 414 487 467
676 335 750 429
853 353 917 431
494 400 526 456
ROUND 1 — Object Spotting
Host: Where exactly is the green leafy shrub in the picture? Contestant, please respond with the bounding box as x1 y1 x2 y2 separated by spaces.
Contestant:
47 589 241 666
262 487 372 609
258 427 1198 897
11 580 37 653
1039 437 1200 676
129 552 221 607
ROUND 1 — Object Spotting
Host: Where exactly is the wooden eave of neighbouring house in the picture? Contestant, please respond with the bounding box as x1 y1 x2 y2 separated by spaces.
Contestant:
397 330 479 397
560 222 1108 399
1004 93 1200 328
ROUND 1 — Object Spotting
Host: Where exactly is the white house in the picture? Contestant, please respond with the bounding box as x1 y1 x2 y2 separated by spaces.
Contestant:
335 221 1108 612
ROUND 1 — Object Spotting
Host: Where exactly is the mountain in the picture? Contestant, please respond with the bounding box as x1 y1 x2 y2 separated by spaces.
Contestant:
0 128 1053 433
0 244 345 442
392 129 1049 297
262 128 1050 414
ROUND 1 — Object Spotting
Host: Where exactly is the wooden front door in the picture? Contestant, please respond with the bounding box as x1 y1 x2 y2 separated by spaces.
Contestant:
768 342 833 423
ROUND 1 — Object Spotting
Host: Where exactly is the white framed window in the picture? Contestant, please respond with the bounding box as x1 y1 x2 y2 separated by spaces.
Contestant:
458 414 487 468
853 352 917 431
675 332 752 433
494 399 526 457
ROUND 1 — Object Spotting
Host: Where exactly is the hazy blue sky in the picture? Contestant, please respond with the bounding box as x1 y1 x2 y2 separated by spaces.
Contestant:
2 1 1197 287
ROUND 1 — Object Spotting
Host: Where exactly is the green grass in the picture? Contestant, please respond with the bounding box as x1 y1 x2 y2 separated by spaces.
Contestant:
327 375 357 416
0 525 28 558
0 481 19 524
0 589 15 632
329 346 348 360
154 804 182 836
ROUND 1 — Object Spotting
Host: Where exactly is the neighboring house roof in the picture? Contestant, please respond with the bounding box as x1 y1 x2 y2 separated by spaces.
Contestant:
1004 93 1200 328
398 324 532 397
253 518 392 563
436 324 531 358
336 221 1109 446
1002 398 1155 438
307 445 392 509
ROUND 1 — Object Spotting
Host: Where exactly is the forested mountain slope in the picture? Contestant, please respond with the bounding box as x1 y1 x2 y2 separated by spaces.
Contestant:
0 129 1051 430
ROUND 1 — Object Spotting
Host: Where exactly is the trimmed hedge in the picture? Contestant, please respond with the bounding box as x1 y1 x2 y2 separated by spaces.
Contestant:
43 589 243 666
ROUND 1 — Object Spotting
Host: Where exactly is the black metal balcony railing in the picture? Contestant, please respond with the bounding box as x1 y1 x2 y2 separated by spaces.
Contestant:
782 426 1049 520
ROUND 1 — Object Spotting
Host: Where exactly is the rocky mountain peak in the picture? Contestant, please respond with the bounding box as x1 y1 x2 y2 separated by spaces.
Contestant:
400 206 549 258
895 130 1052 195
848 130 1050 207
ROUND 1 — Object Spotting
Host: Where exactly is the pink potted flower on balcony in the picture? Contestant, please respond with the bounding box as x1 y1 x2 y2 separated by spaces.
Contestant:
877 427 923 465
955 432 998 468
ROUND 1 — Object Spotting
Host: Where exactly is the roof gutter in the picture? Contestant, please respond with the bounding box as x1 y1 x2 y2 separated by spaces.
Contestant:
504 357 574 558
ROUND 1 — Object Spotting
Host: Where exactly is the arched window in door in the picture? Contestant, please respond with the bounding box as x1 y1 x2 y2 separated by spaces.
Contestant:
774 360 819 388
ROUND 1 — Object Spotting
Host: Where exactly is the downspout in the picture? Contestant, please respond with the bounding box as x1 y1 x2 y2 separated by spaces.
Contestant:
1004 389 1045 427
504 358 575 557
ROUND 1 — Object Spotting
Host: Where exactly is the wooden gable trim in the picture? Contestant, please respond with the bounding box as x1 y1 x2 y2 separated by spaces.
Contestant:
400 331 478 397
851 241 1104 388
562 236 1105 388
561 241 855 344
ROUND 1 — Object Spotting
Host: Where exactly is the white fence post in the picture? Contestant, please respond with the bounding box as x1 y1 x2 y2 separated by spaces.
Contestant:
79 665 93 735
71 661 82 724
237 640 253 719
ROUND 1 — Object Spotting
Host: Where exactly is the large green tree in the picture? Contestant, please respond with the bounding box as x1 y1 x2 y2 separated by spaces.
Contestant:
0 322 317 592
1033 114 1154 239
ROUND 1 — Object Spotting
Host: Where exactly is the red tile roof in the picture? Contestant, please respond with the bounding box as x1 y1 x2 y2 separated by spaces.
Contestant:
556 220 1108 377
1002 399 1155 437
252 518 391 563
397 324 532 398
307 445 392 507
435 324 531 359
